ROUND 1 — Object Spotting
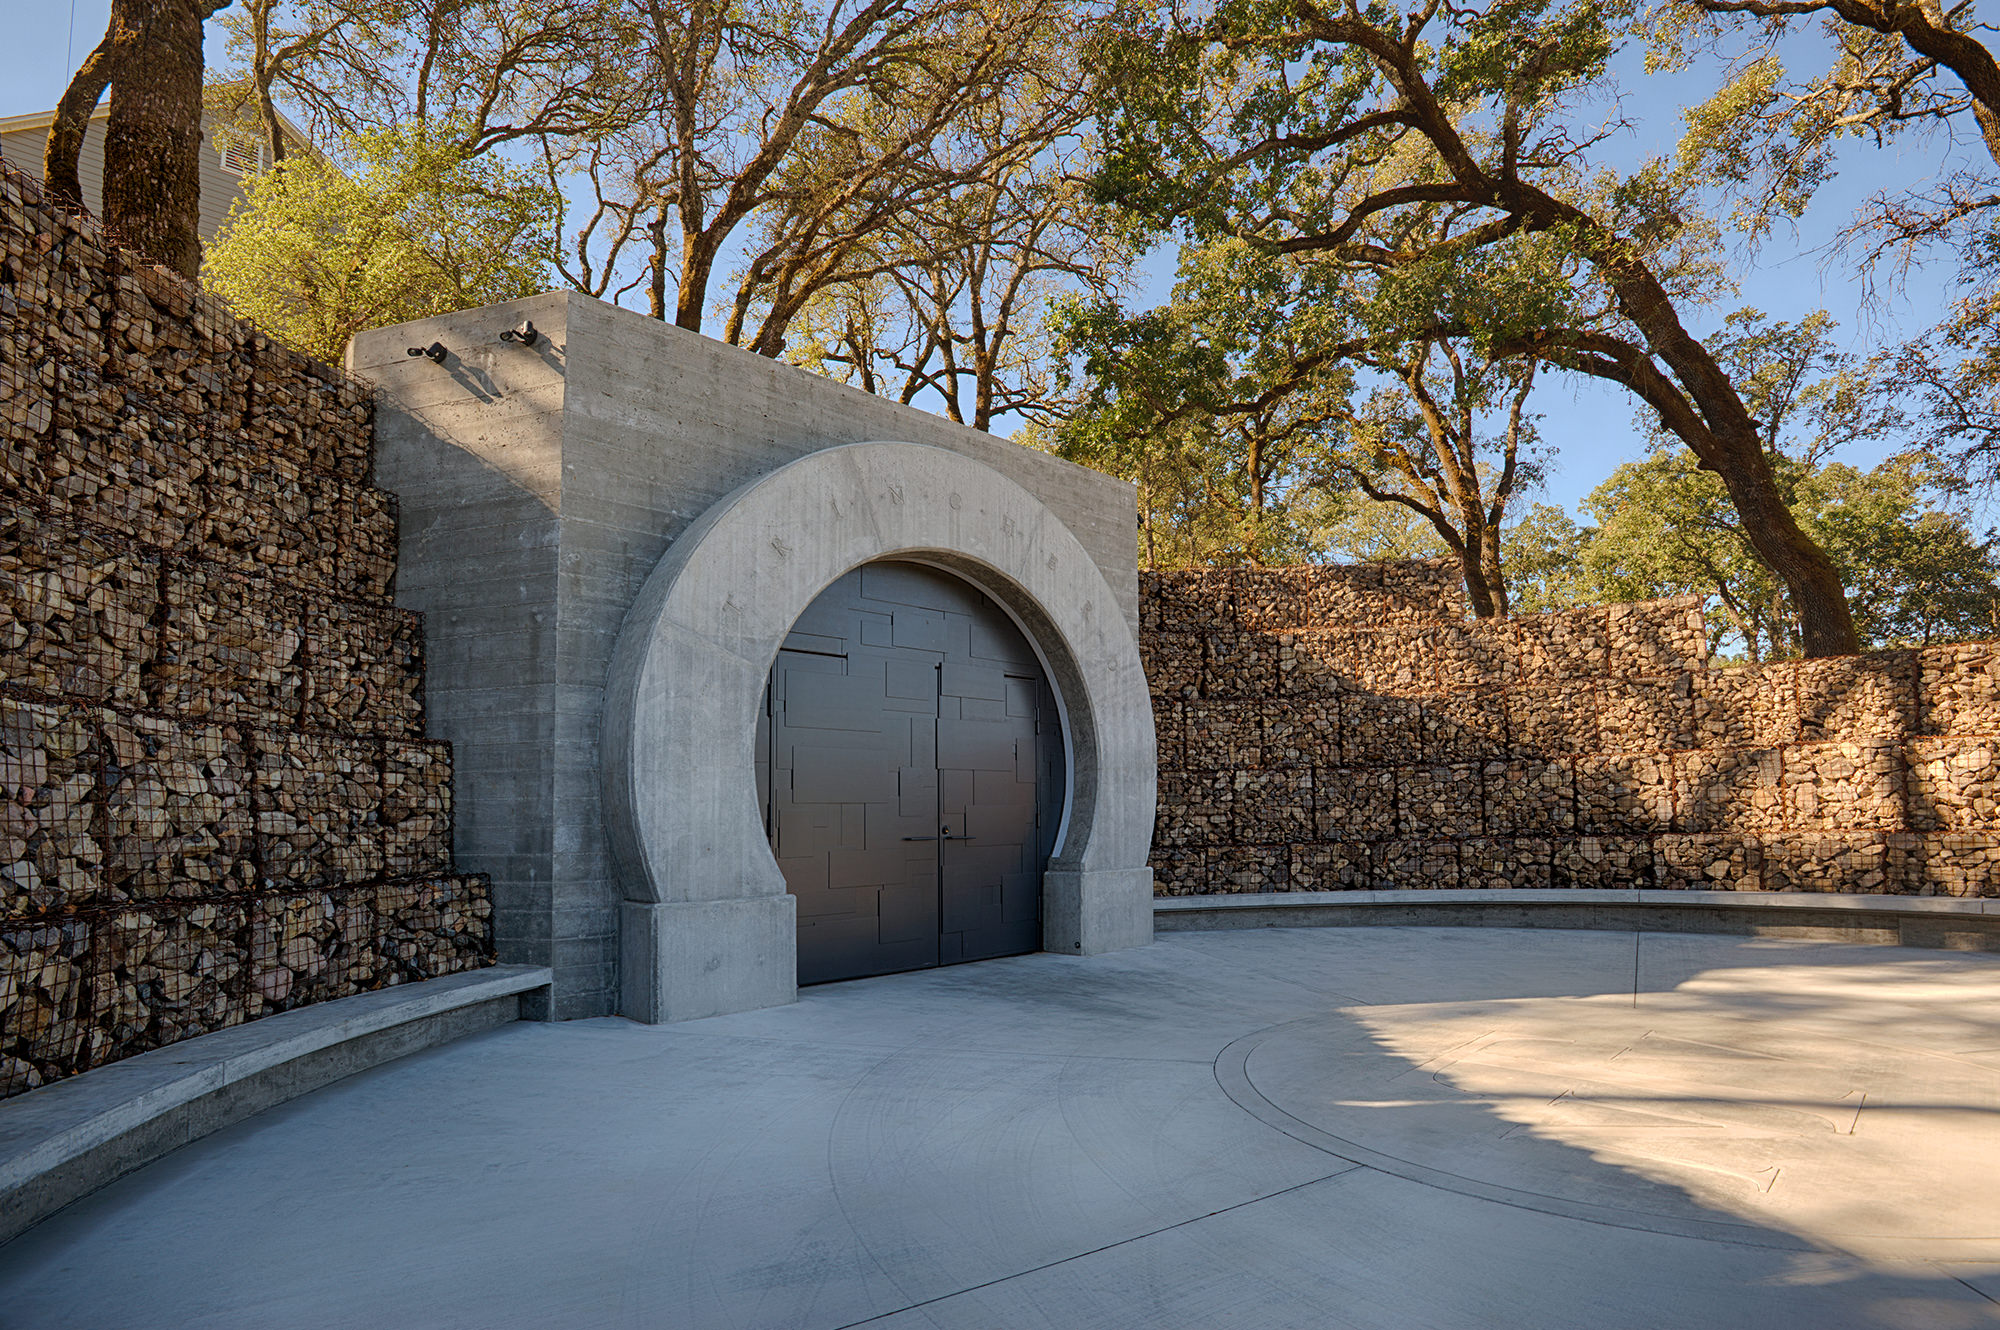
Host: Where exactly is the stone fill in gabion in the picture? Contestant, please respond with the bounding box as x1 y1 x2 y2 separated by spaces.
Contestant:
1142 562 2000 900
0 160 490 1100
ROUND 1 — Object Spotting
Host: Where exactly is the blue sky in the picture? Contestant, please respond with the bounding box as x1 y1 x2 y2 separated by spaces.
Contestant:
0 2 1976 518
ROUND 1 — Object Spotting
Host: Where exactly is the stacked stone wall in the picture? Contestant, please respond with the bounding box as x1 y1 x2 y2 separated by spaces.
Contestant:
0 162 489 1099
1144 561 2000 899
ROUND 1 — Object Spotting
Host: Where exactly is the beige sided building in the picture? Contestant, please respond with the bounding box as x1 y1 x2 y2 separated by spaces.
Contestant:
0 99 308 245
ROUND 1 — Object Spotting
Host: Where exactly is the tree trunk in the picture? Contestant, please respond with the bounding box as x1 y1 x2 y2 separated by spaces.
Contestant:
677 231 716 332
257 77 287 165
49 0 224 280
1457 543 1501 618
1479 523 1509 617
1662 429 1857 655
1520 188 1865 656
243 0 286 164
43 29 124 210
646 208 670 321
104 0 210 280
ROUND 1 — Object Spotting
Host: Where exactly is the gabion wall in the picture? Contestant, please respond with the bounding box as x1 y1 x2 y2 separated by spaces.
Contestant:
1143 561 1999 899
0 162 490 1100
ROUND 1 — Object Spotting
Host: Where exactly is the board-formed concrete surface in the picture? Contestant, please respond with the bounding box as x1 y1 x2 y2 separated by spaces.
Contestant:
3 928 1999 1328
604 441 1156 1022
351 294 1145 1020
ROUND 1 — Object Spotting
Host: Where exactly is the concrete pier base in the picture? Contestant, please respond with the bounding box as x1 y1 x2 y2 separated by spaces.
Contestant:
1043 868 1156 955
619 897 798 1024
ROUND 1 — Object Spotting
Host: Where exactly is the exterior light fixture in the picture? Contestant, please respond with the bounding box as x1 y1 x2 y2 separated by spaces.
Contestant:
499 321 540 347
406 342 448 364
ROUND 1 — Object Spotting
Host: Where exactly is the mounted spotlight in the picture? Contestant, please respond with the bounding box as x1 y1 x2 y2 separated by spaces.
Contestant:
499 321 540 347
406 342 448 364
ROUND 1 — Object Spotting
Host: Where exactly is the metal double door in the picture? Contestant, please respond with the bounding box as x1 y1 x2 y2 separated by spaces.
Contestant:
758 562 1064 986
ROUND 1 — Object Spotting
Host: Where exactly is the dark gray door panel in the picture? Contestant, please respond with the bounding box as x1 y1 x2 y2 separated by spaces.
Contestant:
790 745 896 804
758 562 1064 985
936 717 1016 771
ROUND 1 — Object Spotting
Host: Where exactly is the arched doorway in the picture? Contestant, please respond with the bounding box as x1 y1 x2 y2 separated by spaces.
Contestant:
757 561 1065 984
606 440 1156 1024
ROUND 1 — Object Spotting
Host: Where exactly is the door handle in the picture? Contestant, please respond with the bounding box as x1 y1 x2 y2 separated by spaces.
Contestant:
941 834 975 841
902 836 939 842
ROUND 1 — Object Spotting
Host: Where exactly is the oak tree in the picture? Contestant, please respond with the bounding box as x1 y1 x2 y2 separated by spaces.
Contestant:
1655 0 2000 490
1569 447 1999 657
785 102 1133 428
543 0 1102 356
1093 0 1864 653
1511 309 1999 655
1054 222 1568 612
1047 239 1359 567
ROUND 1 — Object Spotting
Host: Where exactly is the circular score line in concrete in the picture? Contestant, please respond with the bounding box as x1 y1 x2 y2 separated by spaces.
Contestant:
8 929 2000 1327
1215 977 2000 1264
1214 1021 1814 1251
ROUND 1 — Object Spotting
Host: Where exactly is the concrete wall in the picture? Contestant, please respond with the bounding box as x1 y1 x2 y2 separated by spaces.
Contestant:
353 292 1145 1018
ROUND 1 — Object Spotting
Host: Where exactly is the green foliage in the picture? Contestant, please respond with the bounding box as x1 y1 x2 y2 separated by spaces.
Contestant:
1086 0 1891 655
1309 494 1453 565
1671 55 1827 242
1500 502 1595 613
1036 409 1349 567
1897 270 2000 492
1704 307 1897 462
1047 228 1553 606
1647 0 1999 254
1094 0 1669 269
1799 461 2000 649
1569 448 2000 657
1040 237 1358 567
1507 307 2000 654
1645 0 2000 498
201 122 554 363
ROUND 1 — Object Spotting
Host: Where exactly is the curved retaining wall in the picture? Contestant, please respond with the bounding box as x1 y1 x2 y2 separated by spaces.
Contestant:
1143 564 1998 900
0 964 548 1244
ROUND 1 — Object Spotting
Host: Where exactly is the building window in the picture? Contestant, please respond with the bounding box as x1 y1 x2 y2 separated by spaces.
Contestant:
218 137 266 177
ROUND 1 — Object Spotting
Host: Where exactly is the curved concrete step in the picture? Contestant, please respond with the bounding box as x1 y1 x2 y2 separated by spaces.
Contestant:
1156 888 2000 951
0 964 551 1245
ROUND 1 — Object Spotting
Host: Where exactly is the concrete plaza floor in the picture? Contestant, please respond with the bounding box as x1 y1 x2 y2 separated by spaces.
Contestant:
5 926 2000 1329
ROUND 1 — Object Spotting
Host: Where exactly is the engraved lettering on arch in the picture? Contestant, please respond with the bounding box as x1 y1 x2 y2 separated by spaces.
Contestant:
770 537 792 559
948 491 964 511
885 483 905 505
1046 554 1059 572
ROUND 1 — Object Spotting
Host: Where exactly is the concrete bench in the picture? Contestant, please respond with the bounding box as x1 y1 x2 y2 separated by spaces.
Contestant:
1155 888 2000 951
0 964 551 1245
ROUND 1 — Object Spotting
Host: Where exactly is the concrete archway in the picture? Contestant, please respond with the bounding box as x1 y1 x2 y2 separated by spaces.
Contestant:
604 441 1156 1022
